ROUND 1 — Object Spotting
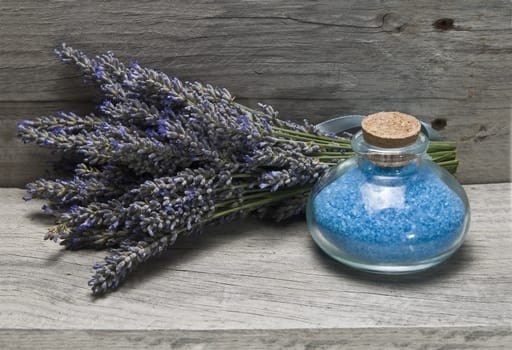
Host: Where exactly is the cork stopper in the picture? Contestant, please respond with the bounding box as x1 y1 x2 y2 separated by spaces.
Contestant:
361 112 421 148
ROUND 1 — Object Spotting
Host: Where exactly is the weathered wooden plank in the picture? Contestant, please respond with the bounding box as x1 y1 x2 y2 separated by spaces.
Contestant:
1 0 511 102
0 183 510 332
0 0 510 184
1 327 511 350
1 100 508 187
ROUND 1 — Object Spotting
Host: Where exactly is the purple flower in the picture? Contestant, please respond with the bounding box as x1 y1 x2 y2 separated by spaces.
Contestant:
18 44 378 296
109 139 120 149
93 66 105 79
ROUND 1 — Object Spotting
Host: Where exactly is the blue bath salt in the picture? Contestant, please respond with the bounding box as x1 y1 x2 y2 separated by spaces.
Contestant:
313 160 466 264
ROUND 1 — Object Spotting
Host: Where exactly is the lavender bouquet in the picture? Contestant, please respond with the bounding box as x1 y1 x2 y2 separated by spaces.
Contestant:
18 44 459 294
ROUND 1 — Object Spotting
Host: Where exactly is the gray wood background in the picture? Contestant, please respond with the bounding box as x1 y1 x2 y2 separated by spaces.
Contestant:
1 184 511 348
0 0 511 187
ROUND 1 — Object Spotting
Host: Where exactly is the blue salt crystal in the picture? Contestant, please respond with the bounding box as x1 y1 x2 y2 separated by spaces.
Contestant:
313 160 466 264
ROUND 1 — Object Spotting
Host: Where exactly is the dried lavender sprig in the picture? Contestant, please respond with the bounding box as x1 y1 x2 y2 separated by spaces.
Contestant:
26 176 117 205
90 234 178 293
25 164 130 205
46 45 366 190
56 44 135 103
89 185 311 294
19 45 460 296
53 44 457 171
51 167 235 245
54 44 351 151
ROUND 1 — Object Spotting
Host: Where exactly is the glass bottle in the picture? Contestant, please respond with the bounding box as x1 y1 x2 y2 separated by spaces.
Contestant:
306 112 470 273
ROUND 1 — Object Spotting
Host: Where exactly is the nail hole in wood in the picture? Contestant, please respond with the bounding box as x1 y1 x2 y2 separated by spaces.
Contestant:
431 118 447 130
433 18 455 31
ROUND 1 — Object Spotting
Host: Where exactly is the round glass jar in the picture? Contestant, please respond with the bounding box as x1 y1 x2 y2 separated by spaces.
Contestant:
306 113 470 273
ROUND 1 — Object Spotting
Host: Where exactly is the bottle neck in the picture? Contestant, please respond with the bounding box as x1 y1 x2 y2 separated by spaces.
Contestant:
351 131 429 168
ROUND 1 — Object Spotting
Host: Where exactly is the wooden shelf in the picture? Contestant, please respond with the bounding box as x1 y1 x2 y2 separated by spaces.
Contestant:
1 184 510 349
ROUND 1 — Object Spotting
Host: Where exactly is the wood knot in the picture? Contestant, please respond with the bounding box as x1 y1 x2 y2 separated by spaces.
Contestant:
433 18 455 31
431 118 447 131
381 13 408 33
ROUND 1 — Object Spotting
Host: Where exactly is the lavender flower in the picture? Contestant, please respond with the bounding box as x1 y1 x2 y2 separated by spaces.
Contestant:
18 44 460 294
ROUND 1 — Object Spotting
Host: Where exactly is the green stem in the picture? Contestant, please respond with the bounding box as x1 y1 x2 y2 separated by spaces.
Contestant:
273 132 351 148
212 183 248 194
315 155 353 160
215 190 273 207
428 141 457 152
429 151 457 162
273 126 351 144
314 151 353 156
209 186 311 221
437 159 459 167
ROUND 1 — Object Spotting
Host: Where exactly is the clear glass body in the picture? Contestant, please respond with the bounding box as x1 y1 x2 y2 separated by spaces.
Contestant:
306 131 470 273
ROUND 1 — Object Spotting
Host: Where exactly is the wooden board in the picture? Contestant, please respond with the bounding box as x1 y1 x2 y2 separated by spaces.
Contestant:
1 328 511 350
0 183 511 348
0 0 510 186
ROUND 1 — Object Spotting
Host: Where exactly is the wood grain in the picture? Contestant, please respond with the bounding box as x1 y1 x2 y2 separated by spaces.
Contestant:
1 328 512 350
0 0 510 186
0 184 510 347
0 100 509 187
